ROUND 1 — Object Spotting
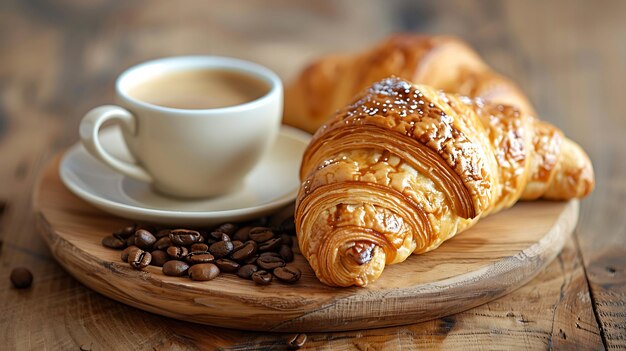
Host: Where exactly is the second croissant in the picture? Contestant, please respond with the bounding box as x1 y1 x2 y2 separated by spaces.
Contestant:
295 77 594 287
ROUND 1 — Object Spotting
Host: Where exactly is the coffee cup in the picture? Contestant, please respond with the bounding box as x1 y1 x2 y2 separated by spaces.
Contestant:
80 56 283 198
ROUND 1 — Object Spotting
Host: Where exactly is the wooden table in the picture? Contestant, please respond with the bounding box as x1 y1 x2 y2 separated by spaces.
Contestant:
0 0 623 349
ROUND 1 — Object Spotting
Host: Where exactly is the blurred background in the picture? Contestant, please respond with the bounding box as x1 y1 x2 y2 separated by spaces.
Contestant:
1 0 624 142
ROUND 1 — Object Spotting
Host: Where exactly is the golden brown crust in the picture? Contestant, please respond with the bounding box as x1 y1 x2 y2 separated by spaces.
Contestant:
296 78 594 287
542 138 595 200
303 79 497 218
284 34 535 133
457 99 532 214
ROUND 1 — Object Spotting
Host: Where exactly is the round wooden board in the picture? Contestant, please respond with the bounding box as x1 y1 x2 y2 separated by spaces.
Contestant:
33 154 579 332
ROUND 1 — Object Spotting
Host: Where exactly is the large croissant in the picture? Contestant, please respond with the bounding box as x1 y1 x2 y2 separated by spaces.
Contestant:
295 78 594 287
284 34 535 133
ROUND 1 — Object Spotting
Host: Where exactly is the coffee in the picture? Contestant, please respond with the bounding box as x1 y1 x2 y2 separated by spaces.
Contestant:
129 69 270 109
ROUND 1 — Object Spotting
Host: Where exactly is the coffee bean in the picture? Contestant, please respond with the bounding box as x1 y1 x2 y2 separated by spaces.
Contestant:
167 246 189 259
187 252 215 265
134 229 156 250
231 240 243 251
128 249 151 269
162 260 189 277
258 237 282 252
111 230 126 239
136 224 157 234
119 224 137 237
243 254 259 265
237 264 258 279
206 237 218 245
230 241 257 261
257 255 285 270
274 266 301 283
209 240 234 258
150 250 168 267
279 245 294 263
259 252 281 259
252 270 273 285
208 231 230 241
102 235 126 249
121 245 139 262
155 229 171 238
214 259 240 273
215 223 237 236
154 237 172 250
281 234 293 247
233 226 252 242
126 234 136 247
112 232 128 244
209 231 225 240
286 333 307 349
249 227 275 243
191 243 209 253
188 263 220 281
169 229 201 246
10 267 33 289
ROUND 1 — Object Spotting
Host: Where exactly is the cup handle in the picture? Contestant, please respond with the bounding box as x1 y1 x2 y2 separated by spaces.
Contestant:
79 105 153 183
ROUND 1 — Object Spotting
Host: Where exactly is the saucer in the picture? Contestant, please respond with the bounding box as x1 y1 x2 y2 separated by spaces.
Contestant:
59 125 311 226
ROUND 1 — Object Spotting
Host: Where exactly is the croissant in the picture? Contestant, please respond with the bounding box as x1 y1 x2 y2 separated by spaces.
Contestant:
295 78 594 287
284 34 535 133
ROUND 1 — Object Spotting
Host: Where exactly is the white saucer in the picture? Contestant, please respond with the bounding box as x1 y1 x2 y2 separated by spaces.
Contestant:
59 125 311 226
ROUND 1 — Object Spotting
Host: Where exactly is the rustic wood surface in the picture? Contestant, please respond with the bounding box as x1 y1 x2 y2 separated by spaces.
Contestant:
35 154 579 332
0 0 623 349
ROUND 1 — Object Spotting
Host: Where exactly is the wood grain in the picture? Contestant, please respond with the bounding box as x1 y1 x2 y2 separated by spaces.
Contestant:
500 2 626 348
0 0 623 349
34 153 578 332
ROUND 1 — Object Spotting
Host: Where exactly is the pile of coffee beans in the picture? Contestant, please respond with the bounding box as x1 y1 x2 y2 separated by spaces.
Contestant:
101 211 301 285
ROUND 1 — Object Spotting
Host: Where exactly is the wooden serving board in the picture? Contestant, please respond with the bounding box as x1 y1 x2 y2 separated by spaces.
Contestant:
33 154 579 332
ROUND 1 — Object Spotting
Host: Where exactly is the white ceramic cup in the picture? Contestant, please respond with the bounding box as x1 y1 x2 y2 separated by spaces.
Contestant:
79 56 283 198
